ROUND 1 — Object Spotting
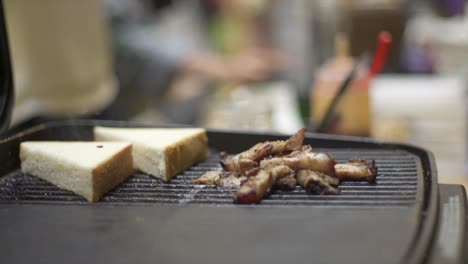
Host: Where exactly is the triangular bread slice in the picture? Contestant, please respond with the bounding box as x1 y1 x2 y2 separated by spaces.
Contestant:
20 141 133 202
94 127 208 181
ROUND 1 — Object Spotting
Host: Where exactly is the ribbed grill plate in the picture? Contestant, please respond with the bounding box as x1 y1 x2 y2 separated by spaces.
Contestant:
0 148 421 207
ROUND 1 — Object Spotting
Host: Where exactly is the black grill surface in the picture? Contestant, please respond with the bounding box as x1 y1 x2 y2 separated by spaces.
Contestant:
0 148 420 207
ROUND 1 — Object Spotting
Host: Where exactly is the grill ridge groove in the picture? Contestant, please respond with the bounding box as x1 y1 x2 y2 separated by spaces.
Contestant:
0 149 420 207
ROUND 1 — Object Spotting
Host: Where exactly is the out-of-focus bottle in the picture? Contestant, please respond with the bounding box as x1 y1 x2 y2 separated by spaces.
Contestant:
310 34 370 136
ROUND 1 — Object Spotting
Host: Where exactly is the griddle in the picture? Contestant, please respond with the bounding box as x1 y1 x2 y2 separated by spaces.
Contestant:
0 120 465 264
0 1 13 132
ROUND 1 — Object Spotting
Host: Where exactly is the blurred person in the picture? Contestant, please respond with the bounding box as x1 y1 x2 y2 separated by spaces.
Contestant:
264 0 315 98
2 0 285 133
209 0 315 97
198 0 312 131
105 0 285 123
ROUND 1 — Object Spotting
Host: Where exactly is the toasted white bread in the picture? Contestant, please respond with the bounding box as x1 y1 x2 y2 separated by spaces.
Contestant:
94 127 208 181
20 141 133 202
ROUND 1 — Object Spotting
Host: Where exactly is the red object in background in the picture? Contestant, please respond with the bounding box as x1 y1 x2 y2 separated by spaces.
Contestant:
368 31 393 79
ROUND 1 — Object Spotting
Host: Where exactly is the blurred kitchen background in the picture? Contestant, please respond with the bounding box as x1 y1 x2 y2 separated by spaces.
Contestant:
2 0 468 187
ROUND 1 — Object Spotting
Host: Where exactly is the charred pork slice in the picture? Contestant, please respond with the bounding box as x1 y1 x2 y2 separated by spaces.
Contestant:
269 127 306 155
220 152 259 175
335 160 377 182
193 171 247 188
219 174 247 188
192 171 222 185
220 128 306 174
296 170 340 195
236 170 273 204
268 165 294 181
268 165 296 191
236 165 293 204
260 152 336 176
275 173 296 191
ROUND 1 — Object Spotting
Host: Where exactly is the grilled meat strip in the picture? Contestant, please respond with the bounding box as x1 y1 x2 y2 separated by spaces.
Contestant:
269 128 306 156
236 165 293 204
220 128 306 174
334 160 377 182
192 171 222 185
219 174 247 188
268 165 296 191
275 173 296 191
288 144 313 156
236 170 273 204
219 152 261 175
193 171 247 188
260 152 336 176
296 170 340 195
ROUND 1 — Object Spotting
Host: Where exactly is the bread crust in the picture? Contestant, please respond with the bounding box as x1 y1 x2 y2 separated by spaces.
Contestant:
163 131 208 181
91 144 134 202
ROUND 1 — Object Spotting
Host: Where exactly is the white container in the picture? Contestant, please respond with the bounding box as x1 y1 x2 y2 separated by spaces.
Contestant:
371 75 467 181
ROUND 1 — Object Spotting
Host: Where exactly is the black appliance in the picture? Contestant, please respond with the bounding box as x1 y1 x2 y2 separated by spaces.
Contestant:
0 120 465 264
0 2 466 264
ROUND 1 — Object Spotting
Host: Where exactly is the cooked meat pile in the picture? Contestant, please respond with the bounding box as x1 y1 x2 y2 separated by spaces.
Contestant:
193 128 378 204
